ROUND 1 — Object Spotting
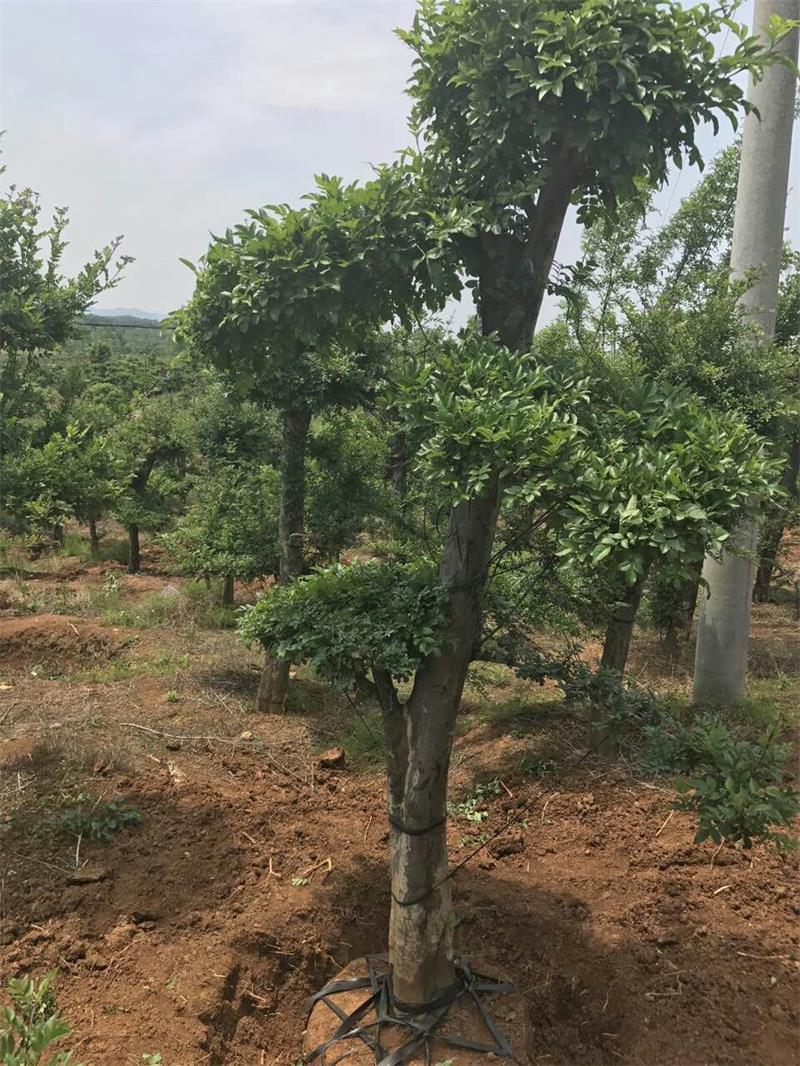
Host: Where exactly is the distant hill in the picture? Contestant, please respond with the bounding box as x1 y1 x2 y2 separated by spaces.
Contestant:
82 312 167 329
89 306 164 321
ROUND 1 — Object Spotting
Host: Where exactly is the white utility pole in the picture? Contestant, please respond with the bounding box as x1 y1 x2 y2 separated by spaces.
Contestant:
693 0 799 706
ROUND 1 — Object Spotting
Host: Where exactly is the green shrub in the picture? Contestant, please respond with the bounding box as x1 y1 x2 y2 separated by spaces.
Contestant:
0 970 82 1066
239 561 448 693
643 715 799 849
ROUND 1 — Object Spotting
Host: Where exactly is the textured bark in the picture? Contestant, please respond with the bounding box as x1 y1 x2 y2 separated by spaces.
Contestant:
693 1 798 705
375 166 576 1006
257 408 312 714
378 488 501 1008
89 517 100 559
52 524 64 549
127 524 141 574
600 565 650 676
662 560 703 660
221 573 235 606
754 438 799 602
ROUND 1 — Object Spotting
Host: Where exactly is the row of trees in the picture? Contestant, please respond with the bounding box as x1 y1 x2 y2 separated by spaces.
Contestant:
2 0 798 1021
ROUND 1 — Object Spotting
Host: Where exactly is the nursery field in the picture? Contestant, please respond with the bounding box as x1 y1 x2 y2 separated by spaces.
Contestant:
0 534 798 1066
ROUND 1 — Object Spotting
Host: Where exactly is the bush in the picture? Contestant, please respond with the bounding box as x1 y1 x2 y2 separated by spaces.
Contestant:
239 561 448 693
643 715 799 849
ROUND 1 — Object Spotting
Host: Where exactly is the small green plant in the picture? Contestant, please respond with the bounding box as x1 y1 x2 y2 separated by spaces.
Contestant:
644 716 800 850
54 801 141 843
448 779 501 824
291 877 310 888
164 690 179 704
142 1055 163 1066
520 756 557 778
102 570 120 596
0 970 83 1066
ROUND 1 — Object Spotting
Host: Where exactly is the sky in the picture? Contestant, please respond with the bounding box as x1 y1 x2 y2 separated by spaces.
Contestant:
0 0 798 324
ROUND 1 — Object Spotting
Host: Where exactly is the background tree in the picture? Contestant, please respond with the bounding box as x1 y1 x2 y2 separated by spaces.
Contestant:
178 172 460 712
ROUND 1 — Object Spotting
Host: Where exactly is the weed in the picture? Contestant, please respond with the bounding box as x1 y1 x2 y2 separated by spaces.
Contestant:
448 779 501 823
142 1055 163 1066
520 756 558 778
292 877 310 888
0 969 83 1065
164 690 180 703
50 800 141 843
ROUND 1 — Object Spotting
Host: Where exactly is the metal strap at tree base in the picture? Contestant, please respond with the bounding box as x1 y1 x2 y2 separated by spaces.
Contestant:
304 954 515 1065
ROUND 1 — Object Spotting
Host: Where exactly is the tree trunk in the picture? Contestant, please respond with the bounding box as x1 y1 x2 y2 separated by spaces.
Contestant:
89 516 100 559
221 573 235 606
373 170 574 1008
662 559 703 660
693 0 798 705
127 524 141 574
52 523 64 549
376 487 501 1008
600 565 651 676
257 407 312 713
389 428 408 502
754 438 799 602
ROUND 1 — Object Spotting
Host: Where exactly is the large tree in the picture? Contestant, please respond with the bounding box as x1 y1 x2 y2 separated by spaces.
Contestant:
241 0 777 1018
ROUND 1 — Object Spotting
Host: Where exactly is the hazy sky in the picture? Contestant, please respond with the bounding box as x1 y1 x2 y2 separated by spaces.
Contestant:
1 0 797 322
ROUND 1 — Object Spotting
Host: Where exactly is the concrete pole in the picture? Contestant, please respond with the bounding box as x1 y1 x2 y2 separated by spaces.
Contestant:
693 0 799 705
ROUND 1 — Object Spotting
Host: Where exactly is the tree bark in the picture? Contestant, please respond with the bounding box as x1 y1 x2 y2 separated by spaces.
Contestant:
376 487 501 1008
754 438 799 602
369 166 576 1007
600 564 651 676
127 524 141 574
661 559 703 659
257 407 312 713
389 428 408 502
221 573 235 606
693 0 799 705
52 523 64 549
89 516 100 559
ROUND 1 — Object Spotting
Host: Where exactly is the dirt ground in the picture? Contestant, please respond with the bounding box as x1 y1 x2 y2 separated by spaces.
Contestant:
1 544 798 1065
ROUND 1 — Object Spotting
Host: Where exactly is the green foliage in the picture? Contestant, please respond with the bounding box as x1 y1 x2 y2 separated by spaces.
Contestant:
557 380 781 587
643 716 799 849
177 169 459 407
0 164 130 357
448 779 501 823
239 561 449 692
0 970 82 1066
52 800 141 843
519 646 661 731
161 464 279 583
400 0 771 229
142 1055 162 1066
393 334 587 503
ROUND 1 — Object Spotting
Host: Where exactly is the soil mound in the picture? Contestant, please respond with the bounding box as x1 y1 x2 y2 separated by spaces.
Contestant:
0 614 121 672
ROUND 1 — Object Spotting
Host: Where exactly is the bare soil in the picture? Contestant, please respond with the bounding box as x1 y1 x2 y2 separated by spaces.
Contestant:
1 554 798 1066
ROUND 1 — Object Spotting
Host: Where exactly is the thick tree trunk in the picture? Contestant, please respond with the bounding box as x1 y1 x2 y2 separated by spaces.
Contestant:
662 559 703 659
693 0 798 705
257 408 312 714
127 524 141 574
221 573 235 606
374 170 574 1008
754 438 799 602
52 523 64 549
89 517 100 559
377 487 501 1008
600 565 651 676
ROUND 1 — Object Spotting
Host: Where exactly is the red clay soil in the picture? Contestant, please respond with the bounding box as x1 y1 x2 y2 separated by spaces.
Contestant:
1 695 798 1066
0 615 123 673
